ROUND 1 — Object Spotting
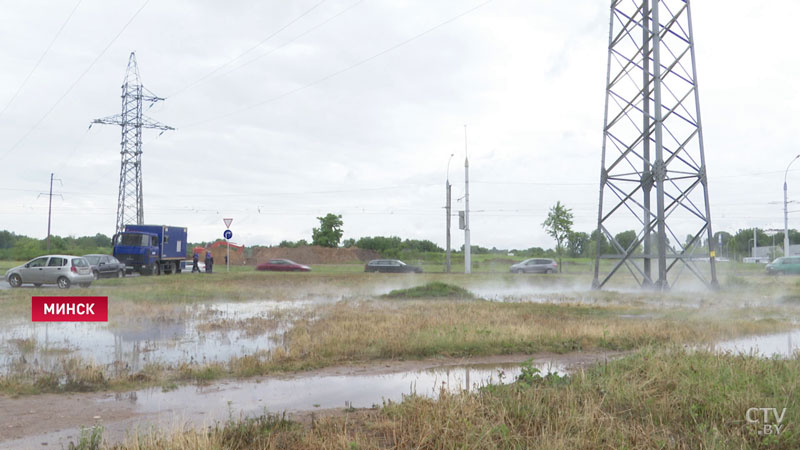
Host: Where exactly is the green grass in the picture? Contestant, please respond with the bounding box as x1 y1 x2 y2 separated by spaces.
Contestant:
382 282 475 299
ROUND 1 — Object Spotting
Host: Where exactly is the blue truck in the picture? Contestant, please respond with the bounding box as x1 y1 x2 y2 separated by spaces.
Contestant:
113 225 188 275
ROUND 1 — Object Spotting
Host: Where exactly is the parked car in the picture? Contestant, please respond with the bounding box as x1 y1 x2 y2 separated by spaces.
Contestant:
256 259 311 272
766 257 800 275
5 255 93 288
364 259 423 273
510 258 558 274
83 254 127 279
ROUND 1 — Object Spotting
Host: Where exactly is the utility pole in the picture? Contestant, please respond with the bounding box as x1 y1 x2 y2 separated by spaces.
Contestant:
464 125 471 275
445 154 454 273
783 155 800 257
754 228 757 260
38 173 62 252
47 173 54 251
92 52 174 236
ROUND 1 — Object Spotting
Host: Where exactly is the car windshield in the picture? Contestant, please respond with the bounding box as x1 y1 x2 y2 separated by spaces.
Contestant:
84 255 100 265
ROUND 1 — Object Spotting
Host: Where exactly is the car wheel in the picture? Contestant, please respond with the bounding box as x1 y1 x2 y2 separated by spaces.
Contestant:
118 269 124 278
546 269 555 274
79 283 91 288
92 271 99 281
57 277 71 289
8 274 22 288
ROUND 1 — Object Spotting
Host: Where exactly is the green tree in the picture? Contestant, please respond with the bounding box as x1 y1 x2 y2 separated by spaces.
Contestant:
542 201 573 272
312 214 344 248
567 231 590 257
614 230 640 253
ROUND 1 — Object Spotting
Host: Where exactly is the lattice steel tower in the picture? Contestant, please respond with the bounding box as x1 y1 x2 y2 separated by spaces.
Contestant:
592 0 718 290
93 52 173 235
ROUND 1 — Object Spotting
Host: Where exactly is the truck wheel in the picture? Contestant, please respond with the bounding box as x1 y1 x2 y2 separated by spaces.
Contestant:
8 274 22 288
57 277 71 289
153 263 161 276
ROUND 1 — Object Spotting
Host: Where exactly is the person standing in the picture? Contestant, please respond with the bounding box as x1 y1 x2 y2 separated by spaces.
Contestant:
205 250 212 273
192 251 200 273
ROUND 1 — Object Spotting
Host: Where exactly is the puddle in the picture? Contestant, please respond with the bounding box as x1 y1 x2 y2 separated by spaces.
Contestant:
114 360 566 420
0 299 334 374
0 359 569 449
713 330 800 358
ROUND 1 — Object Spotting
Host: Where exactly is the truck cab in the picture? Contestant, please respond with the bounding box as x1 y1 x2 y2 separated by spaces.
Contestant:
114 231 159 274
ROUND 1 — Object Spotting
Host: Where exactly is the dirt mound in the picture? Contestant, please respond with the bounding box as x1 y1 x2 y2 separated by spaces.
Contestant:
250 246 380 265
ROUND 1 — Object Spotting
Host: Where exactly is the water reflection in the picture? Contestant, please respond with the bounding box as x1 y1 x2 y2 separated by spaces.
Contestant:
713 330 800 358
0 300 327 374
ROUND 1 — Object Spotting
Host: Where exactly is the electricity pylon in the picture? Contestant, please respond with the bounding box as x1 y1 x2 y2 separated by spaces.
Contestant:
92 52 173 236
592 0 718 290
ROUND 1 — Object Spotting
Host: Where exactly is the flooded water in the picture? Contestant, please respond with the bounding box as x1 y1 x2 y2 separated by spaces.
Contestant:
0 299 333 374
713 330 800 358
125 361 566 416
0 360 568 449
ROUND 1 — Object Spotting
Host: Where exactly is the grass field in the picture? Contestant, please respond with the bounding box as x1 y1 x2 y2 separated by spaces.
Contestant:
1 261 798 448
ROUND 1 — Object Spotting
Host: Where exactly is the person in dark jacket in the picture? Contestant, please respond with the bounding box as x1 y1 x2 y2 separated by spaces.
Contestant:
192 252 200 273
205 250 212 273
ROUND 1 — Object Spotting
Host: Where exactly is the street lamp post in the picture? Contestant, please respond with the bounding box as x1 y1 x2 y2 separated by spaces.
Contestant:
445 153 454 273
785 155 800 257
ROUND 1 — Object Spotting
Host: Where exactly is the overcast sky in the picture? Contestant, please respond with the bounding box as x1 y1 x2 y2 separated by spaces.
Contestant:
1 0 798 250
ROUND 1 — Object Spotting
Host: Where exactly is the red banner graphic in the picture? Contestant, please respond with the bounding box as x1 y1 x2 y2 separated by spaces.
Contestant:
32 296 108 322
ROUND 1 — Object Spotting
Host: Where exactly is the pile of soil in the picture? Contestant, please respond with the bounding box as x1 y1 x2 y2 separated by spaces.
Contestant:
250 246 380 265
207 247 245 266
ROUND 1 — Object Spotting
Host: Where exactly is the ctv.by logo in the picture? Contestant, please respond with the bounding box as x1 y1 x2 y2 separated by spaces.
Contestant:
746 407 787 435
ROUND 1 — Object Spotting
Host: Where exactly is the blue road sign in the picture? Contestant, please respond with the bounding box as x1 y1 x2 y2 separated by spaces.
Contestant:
223 229 233 240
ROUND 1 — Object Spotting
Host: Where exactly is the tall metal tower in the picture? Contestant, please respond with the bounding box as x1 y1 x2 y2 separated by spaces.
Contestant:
93 52 173 235
592 0 718 290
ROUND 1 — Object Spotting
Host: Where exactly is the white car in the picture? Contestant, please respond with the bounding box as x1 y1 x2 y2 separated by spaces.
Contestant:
5 255 94 288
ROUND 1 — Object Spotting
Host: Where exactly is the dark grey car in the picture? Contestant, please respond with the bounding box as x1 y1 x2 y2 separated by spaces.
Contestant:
364 259 423 273
510 258 558 274
83 254 126 280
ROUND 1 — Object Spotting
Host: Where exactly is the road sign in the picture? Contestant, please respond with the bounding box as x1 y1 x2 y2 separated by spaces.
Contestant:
223 229 233 240
223 218 233 229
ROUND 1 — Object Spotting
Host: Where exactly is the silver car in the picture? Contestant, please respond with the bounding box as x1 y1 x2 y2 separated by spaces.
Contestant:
510 258 558 274
5 255 94 288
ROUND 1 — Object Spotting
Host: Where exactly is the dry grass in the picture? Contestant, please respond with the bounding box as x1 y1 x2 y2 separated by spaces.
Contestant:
275 300 792 362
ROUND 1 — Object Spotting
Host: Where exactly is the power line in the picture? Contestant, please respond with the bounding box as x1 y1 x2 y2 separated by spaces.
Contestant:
204 0 365 89
0 0 151 163
166 0 328 99
0 0 83 120
181 0 496 128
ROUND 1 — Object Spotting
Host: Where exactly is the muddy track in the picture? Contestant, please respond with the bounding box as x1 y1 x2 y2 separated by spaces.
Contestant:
0 351 624 449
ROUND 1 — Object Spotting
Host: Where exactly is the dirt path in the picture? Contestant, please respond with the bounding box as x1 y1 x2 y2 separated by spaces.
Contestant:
0 351 624 449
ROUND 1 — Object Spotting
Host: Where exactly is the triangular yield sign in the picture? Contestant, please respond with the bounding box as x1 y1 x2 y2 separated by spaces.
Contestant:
223 218 233 228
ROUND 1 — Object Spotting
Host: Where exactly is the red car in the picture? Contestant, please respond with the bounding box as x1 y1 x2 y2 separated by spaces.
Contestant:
256 259 311 272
